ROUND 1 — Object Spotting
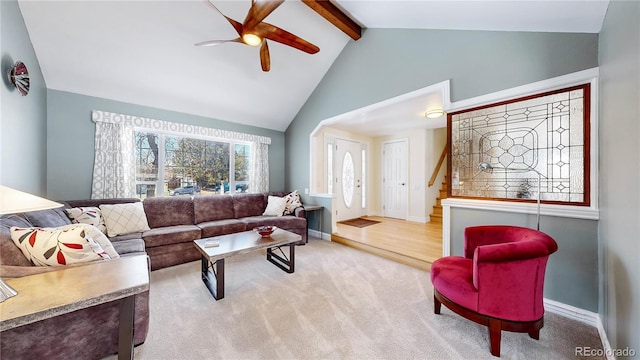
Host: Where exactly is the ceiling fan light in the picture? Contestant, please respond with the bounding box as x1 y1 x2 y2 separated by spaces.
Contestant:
242 33 262 46
425 109 444 119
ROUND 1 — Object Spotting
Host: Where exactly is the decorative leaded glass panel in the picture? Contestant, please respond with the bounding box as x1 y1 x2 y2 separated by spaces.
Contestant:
448 84 590 206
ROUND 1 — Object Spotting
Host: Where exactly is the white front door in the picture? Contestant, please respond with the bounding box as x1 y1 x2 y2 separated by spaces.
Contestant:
383 140 408 220
335 139 362 221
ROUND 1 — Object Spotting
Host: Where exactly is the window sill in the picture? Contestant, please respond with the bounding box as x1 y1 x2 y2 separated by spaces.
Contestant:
441 198 599 220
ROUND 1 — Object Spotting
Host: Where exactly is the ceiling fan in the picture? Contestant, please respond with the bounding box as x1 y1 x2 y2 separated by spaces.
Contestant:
196 0 320 72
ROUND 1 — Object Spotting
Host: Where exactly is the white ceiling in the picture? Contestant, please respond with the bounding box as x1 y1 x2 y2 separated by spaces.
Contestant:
18 0 609 135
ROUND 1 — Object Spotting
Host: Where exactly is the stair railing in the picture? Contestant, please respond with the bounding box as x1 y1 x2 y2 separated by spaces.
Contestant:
428 143 448 187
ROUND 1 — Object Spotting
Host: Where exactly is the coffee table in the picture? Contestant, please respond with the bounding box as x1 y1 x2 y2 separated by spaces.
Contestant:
193 228 302 300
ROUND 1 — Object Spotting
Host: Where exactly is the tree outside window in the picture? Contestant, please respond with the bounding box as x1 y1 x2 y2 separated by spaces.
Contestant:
134 131 249 198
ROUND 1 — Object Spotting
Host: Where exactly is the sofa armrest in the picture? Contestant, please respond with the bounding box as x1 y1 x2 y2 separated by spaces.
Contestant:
472 245 552 321
294 207 305 218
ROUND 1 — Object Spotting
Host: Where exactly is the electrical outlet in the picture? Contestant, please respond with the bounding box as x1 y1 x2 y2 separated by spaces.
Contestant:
304 188 309 194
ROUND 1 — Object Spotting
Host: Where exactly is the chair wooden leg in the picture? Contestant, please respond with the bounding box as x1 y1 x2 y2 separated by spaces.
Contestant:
434 294 441 314
488 318 502 357
528 330 540 340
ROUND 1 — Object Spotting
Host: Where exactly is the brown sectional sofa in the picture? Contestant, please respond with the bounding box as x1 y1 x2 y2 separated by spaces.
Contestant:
64 192 307 270
0 191 306 360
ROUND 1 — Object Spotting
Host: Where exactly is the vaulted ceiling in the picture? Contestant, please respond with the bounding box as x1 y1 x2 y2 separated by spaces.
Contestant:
19 1 609 133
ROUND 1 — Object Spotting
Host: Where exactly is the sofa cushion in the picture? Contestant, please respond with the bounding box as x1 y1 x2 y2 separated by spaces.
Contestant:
197 219 247 238
233 193 267 218
112 238 146 256
430 256 478 312
24 207 72 228
142 225 201 248
10 225 112 266
109 232 144 242
65 198 140 208
143 197 195 228
145 242 200 270
100 202 151 237
193 195 235 223
65 207 107 234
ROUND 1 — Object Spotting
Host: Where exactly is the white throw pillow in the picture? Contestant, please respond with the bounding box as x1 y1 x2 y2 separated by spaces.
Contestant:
283 190 303 215
100 202 151 237
263 196 287 216
10 224 112 266
76 223 120 259
65 206 107 234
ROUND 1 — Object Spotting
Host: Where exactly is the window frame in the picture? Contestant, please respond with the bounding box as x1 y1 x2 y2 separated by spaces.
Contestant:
441 68 599 226
133 128 252 198
447 83 591 207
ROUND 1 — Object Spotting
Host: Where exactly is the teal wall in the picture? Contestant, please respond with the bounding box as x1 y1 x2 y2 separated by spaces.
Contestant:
46 90 286 200
286 29 599 309
598 0 640 353
1 0 47 195
450 210 599 311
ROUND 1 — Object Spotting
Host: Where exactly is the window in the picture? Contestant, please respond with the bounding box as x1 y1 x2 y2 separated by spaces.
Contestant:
448 84 590 206
134 131 251 198
361 148 366 209
327 143 333 194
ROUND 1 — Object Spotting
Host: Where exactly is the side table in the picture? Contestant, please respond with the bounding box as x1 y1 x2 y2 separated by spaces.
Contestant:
0 255 150 360
303 205 324 239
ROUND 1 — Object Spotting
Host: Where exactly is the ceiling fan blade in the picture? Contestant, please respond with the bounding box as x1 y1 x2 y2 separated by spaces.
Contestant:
204 0 244 36
243 0 284 31
195 38 243 47
255 22 319 54
260 40 271 72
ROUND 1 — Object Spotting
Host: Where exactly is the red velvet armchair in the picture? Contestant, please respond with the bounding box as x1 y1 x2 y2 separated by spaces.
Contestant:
430 225 558 357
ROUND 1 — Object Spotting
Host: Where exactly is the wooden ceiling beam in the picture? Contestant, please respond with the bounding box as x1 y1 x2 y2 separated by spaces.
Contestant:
302 0 362 41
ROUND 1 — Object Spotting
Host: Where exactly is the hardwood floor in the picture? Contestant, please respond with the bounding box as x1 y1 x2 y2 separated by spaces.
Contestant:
331 216 443 271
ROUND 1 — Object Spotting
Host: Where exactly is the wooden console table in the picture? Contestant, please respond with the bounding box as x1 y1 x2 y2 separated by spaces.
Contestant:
0 255 150 360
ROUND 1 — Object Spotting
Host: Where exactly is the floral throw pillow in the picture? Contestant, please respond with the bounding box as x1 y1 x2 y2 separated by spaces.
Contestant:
10 224 112 266
283 190 303 215
65 206 107 234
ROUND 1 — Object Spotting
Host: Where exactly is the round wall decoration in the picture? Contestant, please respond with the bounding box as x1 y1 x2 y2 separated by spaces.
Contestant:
7 61 30 96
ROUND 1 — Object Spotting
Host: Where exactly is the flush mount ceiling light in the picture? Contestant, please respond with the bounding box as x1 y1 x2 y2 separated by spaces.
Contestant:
425 109 444 119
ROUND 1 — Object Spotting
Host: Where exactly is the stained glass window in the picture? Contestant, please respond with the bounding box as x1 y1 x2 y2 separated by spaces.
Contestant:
448 84 590 206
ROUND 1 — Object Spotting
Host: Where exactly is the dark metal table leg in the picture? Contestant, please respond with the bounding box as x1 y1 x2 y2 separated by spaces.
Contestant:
118 295 135 360
267 244 295 273
201 256 225 300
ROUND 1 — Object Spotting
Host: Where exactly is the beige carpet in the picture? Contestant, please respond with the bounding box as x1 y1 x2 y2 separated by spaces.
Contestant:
105 239 603 360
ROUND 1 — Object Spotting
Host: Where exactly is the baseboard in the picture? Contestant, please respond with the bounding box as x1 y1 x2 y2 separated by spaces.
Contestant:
407 216 427 223
544 298 613 359
308 229 330 240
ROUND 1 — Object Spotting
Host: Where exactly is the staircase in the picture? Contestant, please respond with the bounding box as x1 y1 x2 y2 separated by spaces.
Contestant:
430 176 447 223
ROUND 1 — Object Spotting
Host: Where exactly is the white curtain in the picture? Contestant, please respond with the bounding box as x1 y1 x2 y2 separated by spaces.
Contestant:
251 141 269 193
91 120 135 199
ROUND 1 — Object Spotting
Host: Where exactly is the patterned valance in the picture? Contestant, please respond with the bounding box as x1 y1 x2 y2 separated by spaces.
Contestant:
92 110 271 145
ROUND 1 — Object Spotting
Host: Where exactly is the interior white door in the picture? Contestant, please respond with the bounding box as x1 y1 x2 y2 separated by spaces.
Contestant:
383 140 408 220
335 139 362 221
